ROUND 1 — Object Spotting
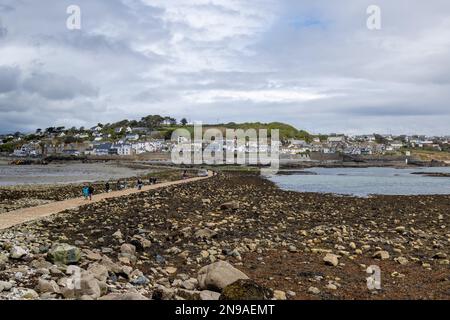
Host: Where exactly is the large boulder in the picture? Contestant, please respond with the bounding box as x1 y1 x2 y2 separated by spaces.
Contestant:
87 263 109 282
219 279 272 300
198 261 249 292
47 244 81 265
36 279 60 294
61 271 105 300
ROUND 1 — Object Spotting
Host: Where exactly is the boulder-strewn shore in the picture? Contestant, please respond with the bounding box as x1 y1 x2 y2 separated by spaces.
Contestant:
0 172 448 300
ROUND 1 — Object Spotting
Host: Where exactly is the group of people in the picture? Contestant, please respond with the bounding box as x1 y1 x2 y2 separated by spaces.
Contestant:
84 177 159 199
83 170 217 200
82 184 94 200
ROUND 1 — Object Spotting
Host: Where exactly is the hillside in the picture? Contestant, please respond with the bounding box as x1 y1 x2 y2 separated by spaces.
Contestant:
101 115 310 142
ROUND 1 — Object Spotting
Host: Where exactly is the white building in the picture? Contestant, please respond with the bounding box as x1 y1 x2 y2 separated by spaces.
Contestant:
117 144 133 156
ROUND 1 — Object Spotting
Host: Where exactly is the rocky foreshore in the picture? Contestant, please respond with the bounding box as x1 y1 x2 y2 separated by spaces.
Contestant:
0 169 184 215
0 172 448 300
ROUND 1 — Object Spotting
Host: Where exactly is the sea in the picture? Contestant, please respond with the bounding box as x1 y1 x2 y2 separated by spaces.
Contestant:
267 167 450 197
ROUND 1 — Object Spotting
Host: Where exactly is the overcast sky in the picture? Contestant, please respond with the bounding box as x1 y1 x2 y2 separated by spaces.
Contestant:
0 0 449 135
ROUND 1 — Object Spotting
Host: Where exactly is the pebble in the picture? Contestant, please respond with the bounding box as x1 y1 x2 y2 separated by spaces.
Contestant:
308 286 320 295
323 253 340 267
373 251 390 260
273 290 287 300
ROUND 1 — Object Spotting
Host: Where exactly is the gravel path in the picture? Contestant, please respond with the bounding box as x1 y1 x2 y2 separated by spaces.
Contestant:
0 172 212 230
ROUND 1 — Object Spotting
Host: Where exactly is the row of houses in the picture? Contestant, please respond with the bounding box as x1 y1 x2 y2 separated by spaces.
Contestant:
280 135 448 155
84 140 167 156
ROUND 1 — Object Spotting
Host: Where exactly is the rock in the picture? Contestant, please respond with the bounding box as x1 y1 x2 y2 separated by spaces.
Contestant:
98 256 123 275
120 243 136 256
326 283 338 290
30 258 52 269
119 244 137 264
198 261 249 292
433 252 447 260
220 201 240 211
21 288 39 299
10 246 27 259
373 251 390 260
99 292 149 300
286 290 296 298
395 257 409 265
36 279 60 294
84 249 102 261
395 226 406 233
308 286 320 295
181 278 198 290
200 290 221 300
152 285 176 300
288 245 297 253
112 229 123 239
155 254 166 264
87 263 109 282
219 279 272 300
131 275 149 286
80 273 102 299
176 289 202 300
273 290 287 300
349 242 356 250
0 281 13 292
47 243 81 265
166 267 178 274
130 236 151 252
61 270 104 300
323 253 340 266
0 253 8 263
194 228 217 240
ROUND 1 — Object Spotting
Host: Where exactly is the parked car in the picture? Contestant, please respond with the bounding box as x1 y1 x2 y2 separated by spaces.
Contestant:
197 169 208 177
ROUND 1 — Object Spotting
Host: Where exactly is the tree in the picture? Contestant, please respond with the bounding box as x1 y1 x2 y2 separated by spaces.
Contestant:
180 118 188 126
140 115 164 128
163 116 177 126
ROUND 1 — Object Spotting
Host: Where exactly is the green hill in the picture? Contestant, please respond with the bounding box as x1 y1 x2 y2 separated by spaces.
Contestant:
100 115 310 142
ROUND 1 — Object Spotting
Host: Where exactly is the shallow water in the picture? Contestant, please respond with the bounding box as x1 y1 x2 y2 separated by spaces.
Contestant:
0 163 150 186
268 167 450 196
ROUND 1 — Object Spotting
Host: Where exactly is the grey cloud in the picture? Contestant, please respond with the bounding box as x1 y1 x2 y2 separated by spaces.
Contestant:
0 0 449 134
23 72 98 100
0 66 20 93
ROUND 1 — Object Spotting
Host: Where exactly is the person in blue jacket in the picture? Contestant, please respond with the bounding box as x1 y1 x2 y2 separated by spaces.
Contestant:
82 185 89 200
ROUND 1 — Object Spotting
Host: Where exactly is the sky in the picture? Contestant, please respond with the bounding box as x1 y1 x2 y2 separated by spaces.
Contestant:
0 0 449 135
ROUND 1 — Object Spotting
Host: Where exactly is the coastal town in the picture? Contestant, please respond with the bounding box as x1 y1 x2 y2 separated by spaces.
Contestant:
1 115 449 161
